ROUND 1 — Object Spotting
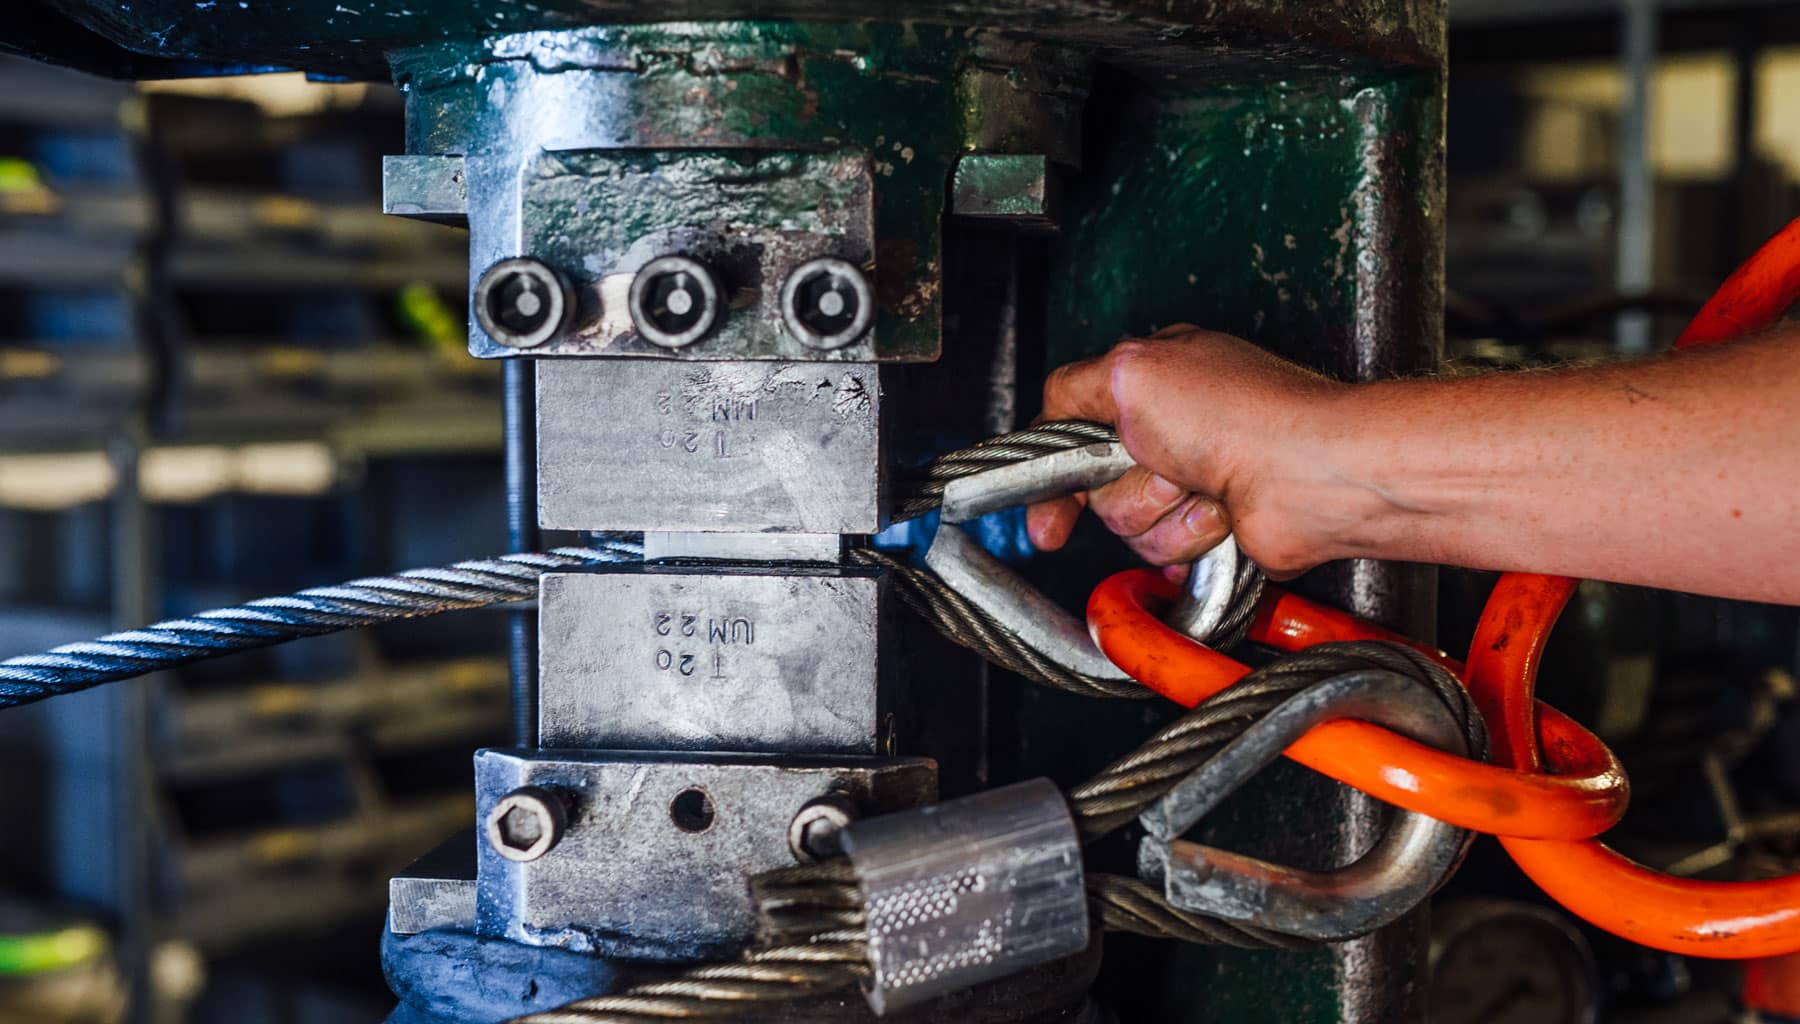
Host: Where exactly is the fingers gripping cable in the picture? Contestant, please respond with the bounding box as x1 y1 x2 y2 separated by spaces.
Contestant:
0 422 1253 710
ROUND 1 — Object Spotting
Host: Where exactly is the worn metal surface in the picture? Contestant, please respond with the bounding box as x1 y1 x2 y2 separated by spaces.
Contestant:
536 565 890 754
952 154 1059 228
643 532 844 562
1136 670 1470 941
1042 58 1444 1024
31 1 1443 81
923 524 1131 687
473 749 935 960
535 359 882 534
1164 536 1252 646
389 833 478 937
383 24 1088 362
516 149 878 361
382 155 467 224
842 778 1088 1014
938 441 1133 524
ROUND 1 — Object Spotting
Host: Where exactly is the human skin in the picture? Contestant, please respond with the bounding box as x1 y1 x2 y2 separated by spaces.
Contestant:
1026 324 1800 604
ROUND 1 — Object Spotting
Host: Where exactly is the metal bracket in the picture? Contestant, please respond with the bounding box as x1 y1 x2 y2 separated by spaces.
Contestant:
840 778 1089 1015
1136 669 1473 941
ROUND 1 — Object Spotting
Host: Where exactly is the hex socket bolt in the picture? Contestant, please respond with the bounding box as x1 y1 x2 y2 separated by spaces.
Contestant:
781 257 874 350
484 785 569 863
628 255 722 349
474 257 573 349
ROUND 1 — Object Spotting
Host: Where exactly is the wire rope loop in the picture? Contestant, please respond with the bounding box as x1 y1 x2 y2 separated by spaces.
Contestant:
1137 666 1476 941
901 420 1264 699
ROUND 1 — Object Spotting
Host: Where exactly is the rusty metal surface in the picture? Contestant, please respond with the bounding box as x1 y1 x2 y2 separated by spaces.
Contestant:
400 24 1089 361
516 149 880 361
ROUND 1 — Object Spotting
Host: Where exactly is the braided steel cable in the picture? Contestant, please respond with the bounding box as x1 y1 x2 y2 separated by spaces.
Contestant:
0 537 642 710
751 860 867 940
1086 873 1310 950
894 420 1118 522
510 643 1487 1021
0 420 1260 709
848 547 1149 700
504 931 870 1023
503 865 870 1024
873 419 1268 695
1066 641 1488 838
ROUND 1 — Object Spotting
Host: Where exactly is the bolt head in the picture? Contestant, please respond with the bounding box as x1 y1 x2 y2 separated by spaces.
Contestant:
484 786 567 863
628 255 721 349
788 794 858 862
781 257 874 351
473 257 570 349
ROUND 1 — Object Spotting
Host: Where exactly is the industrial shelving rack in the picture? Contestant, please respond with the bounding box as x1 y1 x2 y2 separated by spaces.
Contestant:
0 56 507 1023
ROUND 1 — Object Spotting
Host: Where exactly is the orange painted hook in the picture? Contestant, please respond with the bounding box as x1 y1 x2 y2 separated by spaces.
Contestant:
1087 569 1629 841
1469 573 1800 959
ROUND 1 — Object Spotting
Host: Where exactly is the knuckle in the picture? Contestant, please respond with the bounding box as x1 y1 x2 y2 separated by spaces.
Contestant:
1043 360 1078 395
1108 341 1153 390
1109 339 1151 367
1093 496 1157 538
1248 534 1310 577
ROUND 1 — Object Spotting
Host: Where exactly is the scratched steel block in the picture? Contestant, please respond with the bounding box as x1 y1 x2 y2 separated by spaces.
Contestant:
537 565 891 754
509 148 880 361
473 749 935 960
536 358 883 534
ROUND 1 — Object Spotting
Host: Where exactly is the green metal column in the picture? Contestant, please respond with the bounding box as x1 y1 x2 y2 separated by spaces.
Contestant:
1045 70 1445 1024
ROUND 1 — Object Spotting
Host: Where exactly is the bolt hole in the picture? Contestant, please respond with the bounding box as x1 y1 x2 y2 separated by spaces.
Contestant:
670 787 715 833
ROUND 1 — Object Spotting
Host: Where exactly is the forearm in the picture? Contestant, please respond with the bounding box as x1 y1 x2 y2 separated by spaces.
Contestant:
1327 329 1800 602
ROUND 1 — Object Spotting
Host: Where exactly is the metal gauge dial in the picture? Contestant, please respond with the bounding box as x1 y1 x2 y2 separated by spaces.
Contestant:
1429 901 1600 1024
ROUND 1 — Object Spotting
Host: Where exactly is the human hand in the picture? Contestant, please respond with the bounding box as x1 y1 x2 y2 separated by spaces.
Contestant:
1026 325 1367 579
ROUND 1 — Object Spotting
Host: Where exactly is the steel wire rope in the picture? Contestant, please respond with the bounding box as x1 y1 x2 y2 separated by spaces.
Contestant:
0 422 1268 708
0 538 643 708
504 642 1485 1022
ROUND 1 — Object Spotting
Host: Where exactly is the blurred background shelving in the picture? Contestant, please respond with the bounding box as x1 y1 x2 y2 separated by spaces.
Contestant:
0 55 502 1023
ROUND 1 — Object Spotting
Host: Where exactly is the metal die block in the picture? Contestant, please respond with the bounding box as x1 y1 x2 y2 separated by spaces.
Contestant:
643 531 845 563
473 749 937 961
537 564 891 755
536 358 882 534
951 154 1059 229
389 831 478 936
503 148 879 361
382 154 467 224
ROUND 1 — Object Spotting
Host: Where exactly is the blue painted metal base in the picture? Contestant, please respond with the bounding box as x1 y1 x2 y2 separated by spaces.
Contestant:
383 918 1108 1024
382 923 624 1024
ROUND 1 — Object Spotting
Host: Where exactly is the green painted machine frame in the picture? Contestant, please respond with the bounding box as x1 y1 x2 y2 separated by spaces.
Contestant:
4 3 1447 1021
